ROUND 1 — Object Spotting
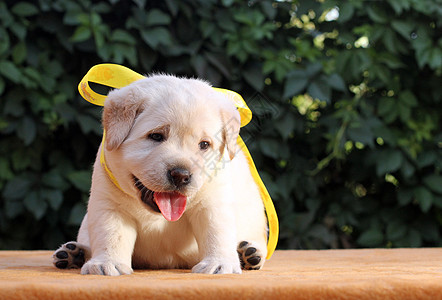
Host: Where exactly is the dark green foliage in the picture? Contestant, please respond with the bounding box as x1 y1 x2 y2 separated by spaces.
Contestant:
0 0 441 250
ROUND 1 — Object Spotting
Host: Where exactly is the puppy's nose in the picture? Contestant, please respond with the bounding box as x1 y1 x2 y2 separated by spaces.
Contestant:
168 168 191 188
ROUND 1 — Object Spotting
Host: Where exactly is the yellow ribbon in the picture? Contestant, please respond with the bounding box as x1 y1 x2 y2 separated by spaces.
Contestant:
78 64 278 260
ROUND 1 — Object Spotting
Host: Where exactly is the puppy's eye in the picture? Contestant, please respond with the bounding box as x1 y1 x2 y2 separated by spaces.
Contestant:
199 141 210 151
148 133 164 142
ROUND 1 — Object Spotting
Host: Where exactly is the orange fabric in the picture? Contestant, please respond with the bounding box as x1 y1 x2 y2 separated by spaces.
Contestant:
0 249 441 299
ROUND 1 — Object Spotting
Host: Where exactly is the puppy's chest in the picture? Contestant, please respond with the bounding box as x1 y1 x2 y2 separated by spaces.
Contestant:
132 219 198 268
135 218 197 251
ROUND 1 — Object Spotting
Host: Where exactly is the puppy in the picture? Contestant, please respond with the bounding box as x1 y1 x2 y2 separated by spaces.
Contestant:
53 75 267 275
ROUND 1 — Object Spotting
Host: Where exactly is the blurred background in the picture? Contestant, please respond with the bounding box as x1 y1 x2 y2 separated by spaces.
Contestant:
0 0 441 250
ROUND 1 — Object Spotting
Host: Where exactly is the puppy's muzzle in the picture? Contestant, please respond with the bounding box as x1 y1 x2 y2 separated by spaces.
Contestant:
168 168 191 188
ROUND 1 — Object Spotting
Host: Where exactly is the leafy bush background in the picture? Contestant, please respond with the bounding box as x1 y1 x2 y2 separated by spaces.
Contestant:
1 0 441 250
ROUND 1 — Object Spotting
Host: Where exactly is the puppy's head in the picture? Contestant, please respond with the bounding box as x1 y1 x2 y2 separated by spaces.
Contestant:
102 75 240 221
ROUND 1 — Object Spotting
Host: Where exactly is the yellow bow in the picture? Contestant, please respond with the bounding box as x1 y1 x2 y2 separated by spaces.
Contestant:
78 64 278 260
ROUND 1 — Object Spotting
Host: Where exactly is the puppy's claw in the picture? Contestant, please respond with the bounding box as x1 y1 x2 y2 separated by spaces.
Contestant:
192 257 241 274
81 259 133 276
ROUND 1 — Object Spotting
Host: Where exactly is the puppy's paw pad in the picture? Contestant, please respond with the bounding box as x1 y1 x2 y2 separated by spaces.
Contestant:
81 259 133 276
53 242 88 269
192 257 242 274
237 241 264 270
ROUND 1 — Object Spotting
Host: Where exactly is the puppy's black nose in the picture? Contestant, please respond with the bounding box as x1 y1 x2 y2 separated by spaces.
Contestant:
168 168 191 188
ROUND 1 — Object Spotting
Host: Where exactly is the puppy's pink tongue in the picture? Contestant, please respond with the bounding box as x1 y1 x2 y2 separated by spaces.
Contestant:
154 192 187 222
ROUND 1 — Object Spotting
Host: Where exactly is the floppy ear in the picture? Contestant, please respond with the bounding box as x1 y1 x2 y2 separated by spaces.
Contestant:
102 86 144 151
220 106 241 160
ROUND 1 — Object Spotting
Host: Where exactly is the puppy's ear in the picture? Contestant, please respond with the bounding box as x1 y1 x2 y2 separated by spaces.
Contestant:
220 106 241 160
102 87 144 151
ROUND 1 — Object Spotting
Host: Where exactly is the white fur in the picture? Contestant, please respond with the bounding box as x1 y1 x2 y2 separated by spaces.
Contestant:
75 75 267 275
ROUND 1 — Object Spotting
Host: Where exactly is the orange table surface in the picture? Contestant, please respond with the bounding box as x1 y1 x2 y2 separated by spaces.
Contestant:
1 249 441 299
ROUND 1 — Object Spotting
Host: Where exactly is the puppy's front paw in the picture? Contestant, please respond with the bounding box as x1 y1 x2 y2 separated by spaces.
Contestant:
53 241 90 269
81 258 133 276
192 257 242 274
237 241 265 270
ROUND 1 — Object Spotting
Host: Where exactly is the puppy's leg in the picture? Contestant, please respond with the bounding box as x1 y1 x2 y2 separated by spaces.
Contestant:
80 208 137 276
189 191 242 274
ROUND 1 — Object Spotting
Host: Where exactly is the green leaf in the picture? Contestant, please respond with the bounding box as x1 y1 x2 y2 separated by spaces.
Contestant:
391 20 414 40
132 0 146 8
373 63 392 85
0 28 10 55
111 29 136 45
283 70 308 99
306 63 323 78
337 2 354 23
397 188 413 206
146 9 171 26
222 0 235 6
307 78 331 103
275 112 296 139
398 104 410 122
68 202 87 225
378 97 395 116
416 151 436 169
407 229 422 247
76 114 100 135
386 222 406 241
23 67 41 85
413 187 433 212
367 5 388 24
165 0 179 16
423 175 442 194
357 228 383 247
0 157 13 180
0 77 5 95
11 2 39 17
243 63 264 91
11 150 31 171
67 170 91 192
400 160 415 178
204 52 232 78
42 170 69 190
377 97 398 124
428 48 442 69
376 149 403 176
4 198 24 219
398 90 417 107
12 42 27 64
387 0 402 14
141 27 173 48
43 189 64 210
24 191 47 220
17 117 37 146
347 125 374 148
327 73 346 92
70 26 92 42
383 29 400 54
45 61 64 78
260 1 277 19
0 61 21 83
3 176 32 200
259 138 280 159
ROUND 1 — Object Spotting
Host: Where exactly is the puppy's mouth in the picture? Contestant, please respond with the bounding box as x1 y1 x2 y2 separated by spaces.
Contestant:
133 176 187 222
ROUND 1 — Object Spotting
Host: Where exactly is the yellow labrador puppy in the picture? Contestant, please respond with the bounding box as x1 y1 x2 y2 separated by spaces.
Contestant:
53 75 267 275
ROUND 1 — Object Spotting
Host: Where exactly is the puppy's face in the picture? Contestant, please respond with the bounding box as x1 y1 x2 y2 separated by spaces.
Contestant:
102 76 240 221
